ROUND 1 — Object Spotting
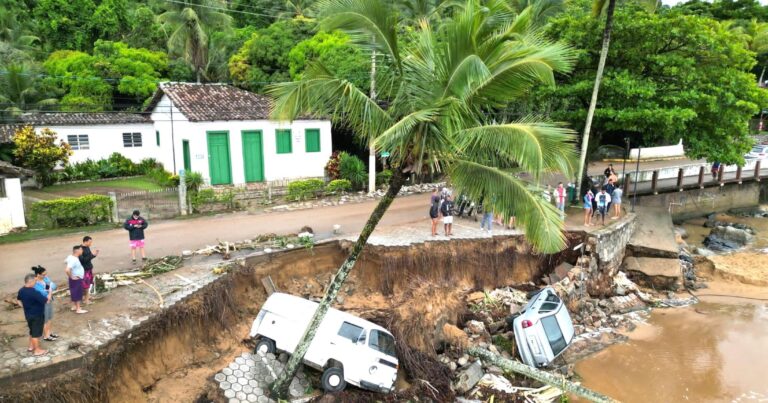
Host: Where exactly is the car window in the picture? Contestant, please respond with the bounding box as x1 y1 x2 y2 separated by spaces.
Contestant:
541 316 568 356
544 292 561 304
338 322 364 343
369 330 397 358
752 146 764 153
539 302 559 314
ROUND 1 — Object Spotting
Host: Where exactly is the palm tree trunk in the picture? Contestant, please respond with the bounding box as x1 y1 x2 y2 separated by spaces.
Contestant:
575 0 617 194
468 347 619 403
271 168 407 398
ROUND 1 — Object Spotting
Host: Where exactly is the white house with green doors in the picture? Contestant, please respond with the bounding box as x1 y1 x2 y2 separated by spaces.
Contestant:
147 82 332 185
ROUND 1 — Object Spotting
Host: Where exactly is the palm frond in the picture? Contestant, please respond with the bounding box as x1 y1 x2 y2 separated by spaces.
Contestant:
373 107 442 163
450 160 567 253
267 62 392 144
456 119 576 179
316 0 401 69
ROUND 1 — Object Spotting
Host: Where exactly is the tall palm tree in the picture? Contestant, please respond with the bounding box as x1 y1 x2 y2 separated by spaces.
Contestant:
0 8 40 54
157 0 233 83
0 64 57 120
268 0 577 396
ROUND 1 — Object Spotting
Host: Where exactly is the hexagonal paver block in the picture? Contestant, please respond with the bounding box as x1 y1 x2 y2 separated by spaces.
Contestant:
235 357 245 365
220 382 231 390
238 377 248 386
257 396 271 403
234 369 244 377
215 373 226 382
227 375 237 384
224 389 236 398
243 385 253 394
223 367 233 376
252 387 263 396
232 383 242 392
245 359 255 366
236 391 247 400
228 399 240 403
246 394 258 403
240 364 249 372
248 380 259 388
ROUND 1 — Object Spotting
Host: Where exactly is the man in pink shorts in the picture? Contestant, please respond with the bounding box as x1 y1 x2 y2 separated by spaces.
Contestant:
123 210 149 264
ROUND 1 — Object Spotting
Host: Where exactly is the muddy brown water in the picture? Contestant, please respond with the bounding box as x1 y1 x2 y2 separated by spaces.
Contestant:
576 299 768 403
577 212 768 403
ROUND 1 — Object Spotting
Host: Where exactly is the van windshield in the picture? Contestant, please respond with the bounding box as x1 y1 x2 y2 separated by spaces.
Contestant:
541 315 567 356
369 330 397 358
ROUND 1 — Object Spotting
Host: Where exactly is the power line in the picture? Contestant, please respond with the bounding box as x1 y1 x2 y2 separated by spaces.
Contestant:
161 0 290 19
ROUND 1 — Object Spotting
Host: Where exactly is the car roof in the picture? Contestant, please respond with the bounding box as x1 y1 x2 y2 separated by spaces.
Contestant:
262 293 391 334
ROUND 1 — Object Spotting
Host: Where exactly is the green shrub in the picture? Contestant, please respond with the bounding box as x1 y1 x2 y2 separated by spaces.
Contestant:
325 179 351 194
190 187 239 212
107 152 137 176
184 171 204 192
29 195 113 228
376 169 393 187
287 178 325 201
338 152 367 190
324 151 342 180
147 167 179 187
137 158 163 174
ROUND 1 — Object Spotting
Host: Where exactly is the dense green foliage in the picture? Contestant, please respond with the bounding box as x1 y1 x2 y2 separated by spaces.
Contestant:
57 154 163 181
286 178 325 200
337 152 367 190
29 194 113 228
12 125 71 186
534 3 768 164
325 178 351 193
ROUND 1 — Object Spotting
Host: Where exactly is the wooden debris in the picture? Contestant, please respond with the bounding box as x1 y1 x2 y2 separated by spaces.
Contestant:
261 276 278 295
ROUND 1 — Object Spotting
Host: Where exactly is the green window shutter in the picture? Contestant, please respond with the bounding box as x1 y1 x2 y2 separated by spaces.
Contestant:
156 131 160 146
305 129 320 153
276 129 292 154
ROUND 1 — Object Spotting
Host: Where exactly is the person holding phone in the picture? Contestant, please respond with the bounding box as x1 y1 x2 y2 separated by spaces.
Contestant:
79 236 99 305
124 210 149 264
32 266 58 341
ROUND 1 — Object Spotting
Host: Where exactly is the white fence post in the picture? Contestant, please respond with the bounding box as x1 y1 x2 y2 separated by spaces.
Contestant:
108 192 119 223
178 170 188 216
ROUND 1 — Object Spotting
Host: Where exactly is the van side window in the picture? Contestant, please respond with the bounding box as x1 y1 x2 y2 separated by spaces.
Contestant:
338 322 364 343
369 330 397 357
544 293 561 304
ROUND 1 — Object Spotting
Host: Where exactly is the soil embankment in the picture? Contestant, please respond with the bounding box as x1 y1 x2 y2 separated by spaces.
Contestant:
1 235 582 402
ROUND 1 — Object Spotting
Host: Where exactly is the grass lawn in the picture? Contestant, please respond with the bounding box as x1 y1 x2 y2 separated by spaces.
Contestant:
40 176 162 193
0 223 118 245
25 176 164 200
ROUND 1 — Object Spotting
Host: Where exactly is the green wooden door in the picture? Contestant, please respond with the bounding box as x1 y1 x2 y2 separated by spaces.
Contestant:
242 130 265 182
207 131 232 185
182 140 191 173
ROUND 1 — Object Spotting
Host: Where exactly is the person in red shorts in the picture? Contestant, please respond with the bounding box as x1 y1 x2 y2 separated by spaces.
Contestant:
124 210 149 264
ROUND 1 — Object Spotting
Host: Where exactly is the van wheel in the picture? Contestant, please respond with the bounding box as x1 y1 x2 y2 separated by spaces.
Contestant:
321 367 346 393
254 338 275 355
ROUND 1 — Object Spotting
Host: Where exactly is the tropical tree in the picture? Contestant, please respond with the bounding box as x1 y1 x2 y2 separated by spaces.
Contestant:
0 64 57 119
267 0 577 396
157 0 233 82
12 126 72 186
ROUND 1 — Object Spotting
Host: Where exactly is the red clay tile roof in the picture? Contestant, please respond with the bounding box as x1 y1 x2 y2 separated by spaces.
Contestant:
0 124 22 143
19 113 151 126
146 82 273 121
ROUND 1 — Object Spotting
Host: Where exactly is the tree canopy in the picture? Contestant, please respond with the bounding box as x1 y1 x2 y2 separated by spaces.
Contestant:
534 4 768 164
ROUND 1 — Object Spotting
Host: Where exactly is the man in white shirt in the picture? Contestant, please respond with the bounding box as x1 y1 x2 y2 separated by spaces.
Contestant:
65 246 88 314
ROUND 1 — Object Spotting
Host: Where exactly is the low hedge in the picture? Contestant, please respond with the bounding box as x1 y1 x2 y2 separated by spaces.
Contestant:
326 179 352 194
287 178 325 201
29 194 113 228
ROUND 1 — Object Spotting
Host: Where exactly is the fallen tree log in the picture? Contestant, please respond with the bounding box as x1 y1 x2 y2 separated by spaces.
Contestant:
467 347 620 403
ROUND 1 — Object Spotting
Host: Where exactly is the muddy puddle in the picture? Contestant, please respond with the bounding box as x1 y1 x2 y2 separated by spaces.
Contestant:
575 299 768 402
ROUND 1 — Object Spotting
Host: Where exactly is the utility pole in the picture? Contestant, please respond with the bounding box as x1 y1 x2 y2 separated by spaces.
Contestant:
368 47 377 195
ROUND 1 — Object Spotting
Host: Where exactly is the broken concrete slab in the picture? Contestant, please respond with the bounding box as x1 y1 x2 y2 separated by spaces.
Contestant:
454 360 484 394
629 206 679 258
622 256 681 291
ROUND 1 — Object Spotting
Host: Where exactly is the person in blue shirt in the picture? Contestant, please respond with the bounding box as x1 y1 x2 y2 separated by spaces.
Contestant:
17 273 49 356
33 266 58 342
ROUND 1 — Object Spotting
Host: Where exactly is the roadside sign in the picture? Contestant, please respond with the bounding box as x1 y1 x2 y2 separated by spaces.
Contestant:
381 151 390 158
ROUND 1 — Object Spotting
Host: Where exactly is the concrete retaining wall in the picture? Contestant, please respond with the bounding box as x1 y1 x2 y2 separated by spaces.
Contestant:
634 182 761 221
628 139 684 160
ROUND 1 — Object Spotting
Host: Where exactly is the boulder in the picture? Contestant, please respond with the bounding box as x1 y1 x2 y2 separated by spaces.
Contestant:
622 256 682 291
466 320 487 336
454 360 484 394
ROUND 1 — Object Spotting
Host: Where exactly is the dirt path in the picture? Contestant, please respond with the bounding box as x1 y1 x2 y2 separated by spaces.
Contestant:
0 194 431 293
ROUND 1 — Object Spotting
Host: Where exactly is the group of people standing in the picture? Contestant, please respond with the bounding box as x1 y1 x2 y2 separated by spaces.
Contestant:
430 188 456 236
583 164 624 226
15 210 150 357
16 236 98 356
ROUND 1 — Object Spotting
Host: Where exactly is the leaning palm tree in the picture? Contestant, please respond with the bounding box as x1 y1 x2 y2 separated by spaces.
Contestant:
0 64 57 120
268 0 577 396
157 0 233 83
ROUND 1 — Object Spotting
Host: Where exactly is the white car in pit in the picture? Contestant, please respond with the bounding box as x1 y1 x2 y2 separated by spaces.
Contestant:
512 287 575 367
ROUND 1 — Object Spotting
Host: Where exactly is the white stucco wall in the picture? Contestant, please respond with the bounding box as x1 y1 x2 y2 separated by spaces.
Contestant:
42 123 158 164
0 178 26 235
628 139 685 160
151 94 333 185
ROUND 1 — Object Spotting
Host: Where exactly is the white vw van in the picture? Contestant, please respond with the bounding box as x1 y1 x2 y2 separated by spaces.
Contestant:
249 293 399 393
512 287 575 367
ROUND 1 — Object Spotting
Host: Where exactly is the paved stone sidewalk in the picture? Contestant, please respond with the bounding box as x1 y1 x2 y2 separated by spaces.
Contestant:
214 352 313 403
